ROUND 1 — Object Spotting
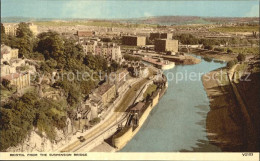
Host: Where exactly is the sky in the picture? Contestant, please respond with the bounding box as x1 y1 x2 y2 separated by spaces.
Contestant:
1 0 259 19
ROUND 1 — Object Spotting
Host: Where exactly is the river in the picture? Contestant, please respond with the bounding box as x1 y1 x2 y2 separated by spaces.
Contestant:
121 56 225 152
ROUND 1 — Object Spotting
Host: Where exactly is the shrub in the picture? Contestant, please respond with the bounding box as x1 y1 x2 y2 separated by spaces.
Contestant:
204 45 213 50
203 57 213 62
90 117 100 125
123 54 141 61
227 48 233 54
237 53 246 62
214 47 224 52
227 60 235 69
1 79 10 88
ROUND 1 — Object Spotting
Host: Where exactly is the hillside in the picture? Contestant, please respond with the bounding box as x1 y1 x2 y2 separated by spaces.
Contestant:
2 16 259 25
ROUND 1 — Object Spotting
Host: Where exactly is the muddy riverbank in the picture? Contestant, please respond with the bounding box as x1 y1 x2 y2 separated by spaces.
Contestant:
202 64 260 151
190 48 237 62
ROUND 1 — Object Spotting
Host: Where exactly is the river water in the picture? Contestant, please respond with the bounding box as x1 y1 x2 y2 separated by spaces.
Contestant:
121 56 225 152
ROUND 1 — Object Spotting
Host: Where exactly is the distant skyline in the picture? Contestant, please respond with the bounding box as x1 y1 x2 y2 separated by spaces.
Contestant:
1 0 259 19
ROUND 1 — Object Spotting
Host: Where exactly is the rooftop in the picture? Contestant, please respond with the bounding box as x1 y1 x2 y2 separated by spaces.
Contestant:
1 72 21 81
96 83 114 96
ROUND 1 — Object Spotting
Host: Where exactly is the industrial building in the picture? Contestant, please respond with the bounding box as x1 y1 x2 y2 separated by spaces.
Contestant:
122 36 146 46
154 39 179 53
150 33 173 40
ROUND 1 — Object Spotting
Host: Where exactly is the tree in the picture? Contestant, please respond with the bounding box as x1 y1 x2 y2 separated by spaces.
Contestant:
0 92 67 151
36 31 64 60
1 23 7 45
1 23 5 34
173 34 198 45
227 48 233 54
16 22 33 38
227 60 235 68
1 79 10 89
237 53 246 62
15 22 35 58
110 60 120 72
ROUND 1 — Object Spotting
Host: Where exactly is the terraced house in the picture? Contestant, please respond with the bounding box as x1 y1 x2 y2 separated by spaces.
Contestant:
1 45 30 90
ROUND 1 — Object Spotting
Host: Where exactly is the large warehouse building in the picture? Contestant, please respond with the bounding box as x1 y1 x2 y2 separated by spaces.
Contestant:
155 39 178 53
122 36 146 46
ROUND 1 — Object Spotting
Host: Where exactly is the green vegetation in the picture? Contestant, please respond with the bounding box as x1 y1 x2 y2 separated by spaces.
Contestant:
89 117 101 126
123 54 142 61
1 22 35 58
227 60 237 69
237 53 246 62
143 84 157 99
227 48 233 54
173 33 259 47
0 84 16 100
173 34 198 45
224 47 259 55
0 92 66 151
203 57 213 62
214 47 224 52
33 21 156 28
209 25 259 33
0 23 122 150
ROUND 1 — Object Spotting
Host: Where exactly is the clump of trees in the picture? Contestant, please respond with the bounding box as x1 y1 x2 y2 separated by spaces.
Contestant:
173 34 198 45
237 53 246 62
227 60 236 69
0 92 66 151
227 48 233 54
226 58 239 69
1 22 37 58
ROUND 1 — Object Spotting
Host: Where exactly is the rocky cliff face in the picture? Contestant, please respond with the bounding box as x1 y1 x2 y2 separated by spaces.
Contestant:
7 128 67 152
203 68 260 151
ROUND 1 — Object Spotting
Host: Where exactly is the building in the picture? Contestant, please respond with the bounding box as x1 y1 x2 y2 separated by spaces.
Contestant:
82 41 97 54
85 82 116 117
2 23 18 36
150 33 173 40
1 45 19 64
96 83 116 106
1 45 30 90
95 42 122 63
1 72 30 90
154 39 178 53
28 23 38 35
109 69 129 87
3 23 38 36
77 31 95 37
82 41 122 63
122 36 146 46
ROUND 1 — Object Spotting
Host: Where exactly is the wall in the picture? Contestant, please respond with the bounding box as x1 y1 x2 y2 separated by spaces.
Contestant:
112 89 161 150
102 85 116 105
165 40 178 52
112 127 133 150
10 73 30 90
122 36 146 46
